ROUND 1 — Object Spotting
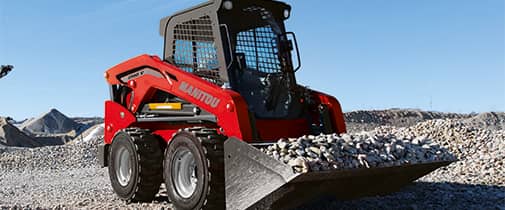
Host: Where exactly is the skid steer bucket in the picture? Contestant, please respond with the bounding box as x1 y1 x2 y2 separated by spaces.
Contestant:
224 138 453 210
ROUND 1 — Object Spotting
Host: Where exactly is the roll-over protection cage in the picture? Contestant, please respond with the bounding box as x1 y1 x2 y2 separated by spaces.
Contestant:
159 0 291 86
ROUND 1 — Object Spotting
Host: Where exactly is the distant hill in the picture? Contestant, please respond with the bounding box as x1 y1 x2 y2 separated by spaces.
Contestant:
461 112 505 130
1 108 105 147
344 109 475 133
19 109 81 135
71 123 104 144
0 117 42 147
343 109 504 133
71 117 104 134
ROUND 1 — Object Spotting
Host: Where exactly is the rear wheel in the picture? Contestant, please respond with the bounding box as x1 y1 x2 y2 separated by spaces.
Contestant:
108 128 163 202
164 127 225 210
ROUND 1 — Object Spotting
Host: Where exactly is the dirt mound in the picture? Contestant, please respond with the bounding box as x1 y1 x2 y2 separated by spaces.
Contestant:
72 117 104 134
344 109 472 133
0 118 42 147
462 112 505 130
19 109 81 135
71 123 104 144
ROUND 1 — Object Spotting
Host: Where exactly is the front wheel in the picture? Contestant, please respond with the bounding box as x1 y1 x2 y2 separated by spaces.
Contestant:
164 128 225 210
108 129 163 202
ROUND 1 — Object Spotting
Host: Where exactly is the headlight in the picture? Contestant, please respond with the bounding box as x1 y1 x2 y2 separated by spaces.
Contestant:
283 9 290 18
223 1 233 10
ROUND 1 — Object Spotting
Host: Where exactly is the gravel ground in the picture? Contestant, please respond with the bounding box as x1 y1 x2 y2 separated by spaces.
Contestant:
0 139 173 209
0 111 503 209
296 182 505 210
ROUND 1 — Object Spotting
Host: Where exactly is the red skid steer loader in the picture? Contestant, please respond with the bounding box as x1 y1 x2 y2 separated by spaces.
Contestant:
99 0 451 209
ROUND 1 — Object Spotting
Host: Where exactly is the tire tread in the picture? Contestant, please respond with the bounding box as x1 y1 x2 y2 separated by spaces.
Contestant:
125 128 163 202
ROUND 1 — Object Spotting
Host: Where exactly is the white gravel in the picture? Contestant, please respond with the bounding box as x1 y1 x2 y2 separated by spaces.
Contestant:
261 132 455 173
0 138 172 209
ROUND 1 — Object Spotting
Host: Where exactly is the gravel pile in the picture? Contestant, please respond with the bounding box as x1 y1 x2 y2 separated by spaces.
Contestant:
378 118 505 186
344 109 472 133
0 135 99 171
462 112 505 130
261 132 454 173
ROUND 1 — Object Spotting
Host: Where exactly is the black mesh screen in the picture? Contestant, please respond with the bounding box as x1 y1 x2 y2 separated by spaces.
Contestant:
236 26 282 74
172 16 222 85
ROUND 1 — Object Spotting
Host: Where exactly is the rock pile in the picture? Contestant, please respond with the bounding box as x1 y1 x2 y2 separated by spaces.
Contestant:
462 112 505 130
0 134 101 171
344 109 470 133
262 132 455 173
380 118 505 186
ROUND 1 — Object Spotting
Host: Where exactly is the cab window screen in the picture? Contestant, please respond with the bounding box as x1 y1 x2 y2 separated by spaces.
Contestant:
172 16 222 85
236 26 281 74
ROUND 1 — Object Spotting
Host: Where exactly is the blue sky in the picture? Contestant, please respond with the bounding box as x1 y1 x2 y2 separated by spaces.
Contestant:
0 0 504 120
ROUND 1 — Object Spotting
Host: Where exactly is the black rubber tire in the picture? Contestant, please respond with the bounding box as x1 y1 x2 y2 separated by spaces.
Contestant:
164 127 225 210
108 128 163 202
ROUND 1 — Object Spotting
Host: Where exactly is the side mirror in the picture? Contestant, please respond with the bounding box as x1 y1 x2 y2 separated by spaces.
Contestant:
279 39 293 52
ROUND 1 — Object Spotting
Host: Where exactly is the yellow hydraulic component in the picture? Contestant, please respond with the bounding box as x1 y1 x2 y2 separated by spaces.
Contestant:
148 103 182 110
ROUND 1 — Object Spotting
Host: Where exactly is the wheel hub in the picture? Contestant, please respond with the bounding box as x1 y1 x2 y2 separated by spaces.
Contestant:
115 146 132 186
173 148 198 198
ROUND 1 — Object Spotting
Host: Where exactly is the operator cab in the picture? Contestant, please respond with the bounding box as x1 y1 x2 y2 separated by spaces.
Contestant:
161 0 304 120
